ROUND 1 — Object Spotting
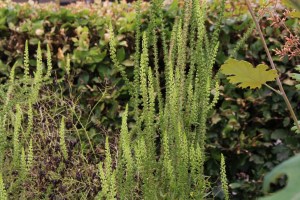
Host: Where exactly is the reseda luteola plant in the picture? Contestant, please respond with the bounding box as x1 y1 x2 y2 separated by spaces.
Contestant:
98 0 229 199
0 41 69 199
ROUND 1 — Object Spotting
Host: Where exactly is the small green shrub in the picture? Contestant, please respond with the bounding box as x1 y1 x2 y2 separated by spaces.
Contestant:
98 0 228 199
0 41 49 198
0 41 102 199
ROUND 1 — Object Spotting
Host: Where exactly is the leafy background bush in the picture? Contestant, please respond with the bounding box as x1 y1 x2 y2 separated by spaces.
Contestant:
0 1 299 199
210 5 300 198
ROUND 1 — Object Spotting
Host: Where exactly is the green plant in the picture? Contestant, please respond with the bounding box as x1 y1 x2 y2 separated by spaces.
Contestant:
27 139 33 172
1 0 298 198
0 172 7 200
0 40 52 197
0 40 104 198
98 137 117 200
20 147 27 180
221 154 229 200
59 117 68 160
98 0 227 199
13 104 22 169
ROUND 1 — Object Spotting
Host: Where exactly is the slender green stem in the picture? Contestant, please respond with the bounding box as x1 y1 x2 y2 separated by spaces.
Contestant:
71 105 96 158
264 83 282 95
86 89 107 127
245 0 300 132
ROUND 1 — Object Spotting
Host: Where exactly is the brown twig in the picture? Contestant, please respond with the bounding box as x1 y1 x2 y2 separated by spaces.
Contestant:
245 0 300 133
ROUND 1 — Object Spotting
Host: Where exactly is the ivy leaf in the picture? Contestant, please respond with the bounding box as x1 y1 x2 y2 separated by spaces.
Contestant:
260 154 300 200
220 58 277 89
292 65 300 90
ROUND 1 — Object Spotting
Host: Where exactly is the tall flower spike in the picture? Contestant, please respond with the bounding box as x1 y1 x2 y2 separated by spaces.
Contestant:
9 63 16 84
31 42 44 103
26 103 33 138
97 137 116 200
27 139 34 172
140 32 149 110
65 54 70 76
24 40 30 81
109 21 130 88
45 44 52 80
20 147 27 179
221 154 229 200
13 104 22 168
34 42 43 84
132 0 142 120
59 117 68 159
0 172 7 200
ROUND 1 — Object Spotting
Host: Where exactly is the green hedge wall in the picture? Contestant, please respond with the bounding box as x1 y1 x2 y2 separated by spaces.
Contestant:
0 2 300 198
0 2 142 130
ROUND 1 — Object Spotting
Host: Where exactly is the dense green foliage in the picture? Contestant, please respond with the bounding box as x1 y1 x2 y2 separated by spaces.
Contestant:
260 32 300 197
0 1 299 199
0 1 231 199
0 1 141 131
97 0 225 198
0 41 105 199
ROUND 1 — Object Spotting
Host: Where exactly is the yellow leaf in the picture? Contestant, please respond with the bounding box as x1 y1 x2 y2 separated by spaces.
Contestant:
290 11 300 18
220 58 277 89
